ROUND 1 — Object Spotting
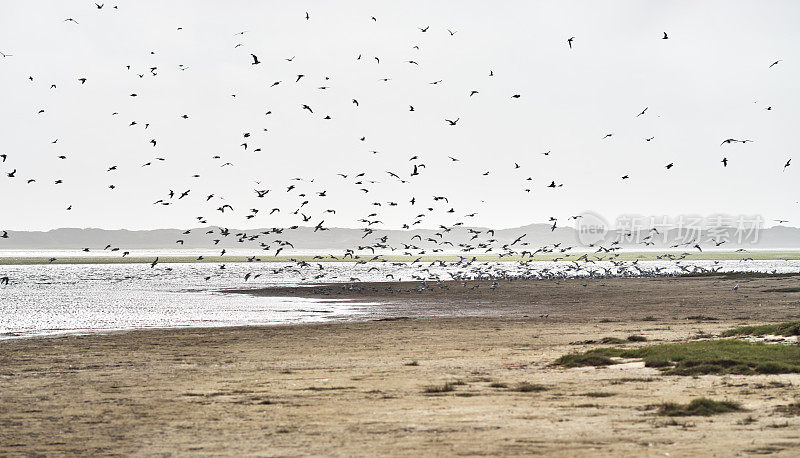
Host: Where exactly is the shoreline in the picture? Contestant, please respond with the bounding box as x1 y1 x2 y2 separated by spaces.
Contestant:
4 273 800 341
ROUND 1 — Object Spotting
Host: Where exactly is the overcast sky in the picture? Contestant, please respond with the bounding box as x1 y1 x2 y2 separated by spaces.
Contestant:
0 1 798 231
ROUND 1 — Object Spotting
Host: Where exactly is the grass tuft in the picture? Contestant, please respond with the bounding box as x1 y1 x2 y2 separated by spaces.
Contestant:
582 391 616 398
762 287 800 293
600 337 627 344
513 382 548 392
775 402 800 416
657 398 744 416
423 382 456 393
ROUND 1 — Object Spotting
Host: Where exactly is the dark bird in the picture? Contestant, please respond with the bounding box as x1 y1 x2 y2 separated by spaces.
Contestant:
721 157 728 167
784 159 791 171
567 37 574 48
250 53 261 65
720 138 752 146
64 18 79 24
636 107 648 117
445 118 459 126
662 32 668 39
419 26 429 32
769 59 782 68
665 163 674 169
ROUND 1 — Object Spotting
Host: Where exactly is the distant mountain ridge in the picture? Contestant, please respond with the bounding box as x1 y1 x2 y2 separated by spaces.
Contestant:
2 225 799 251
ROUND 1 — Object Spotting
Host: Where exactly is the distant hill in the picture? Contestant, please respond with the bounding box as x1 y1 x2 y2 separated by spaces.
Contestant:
1 224 799 252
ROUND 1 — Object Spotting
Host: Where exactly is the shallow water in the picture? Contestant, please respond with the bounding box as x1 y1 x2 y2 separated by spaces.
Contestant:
1 257 799 339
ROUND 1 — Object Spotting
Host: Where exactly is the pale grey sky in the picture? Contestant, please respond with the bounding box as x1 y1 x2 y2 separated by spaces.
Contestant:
0 1 798 231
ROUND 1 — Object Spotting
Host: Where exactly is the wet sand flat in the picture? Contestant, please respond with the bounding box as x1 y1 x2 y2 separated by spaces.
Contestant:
2 276 800 456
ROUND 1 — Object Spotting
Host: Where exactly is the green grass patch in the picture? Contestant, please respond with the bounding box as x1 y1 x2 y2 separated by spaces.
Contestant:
555 353 618 368
657 398 744 416
556 339 800 375
722 321 800 337
600 337 627 344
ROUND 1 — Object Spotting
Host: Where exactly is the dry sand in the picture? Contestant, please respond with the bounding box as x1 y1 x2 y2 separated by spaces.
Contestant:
2 275 800 456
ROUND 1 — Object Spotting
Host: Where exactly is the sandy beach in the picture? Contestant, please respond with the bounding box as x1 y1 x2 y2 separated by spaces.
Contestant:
2 275 800 456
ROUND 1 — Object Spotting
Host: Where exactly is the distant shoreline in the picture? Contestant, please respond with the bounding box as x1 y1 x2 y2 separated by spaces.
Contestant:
2 250 800 265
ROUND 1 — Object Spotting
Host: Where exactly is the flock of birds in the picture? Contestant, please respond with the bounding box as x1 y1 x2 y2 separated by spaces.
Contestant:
0 4 795 290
